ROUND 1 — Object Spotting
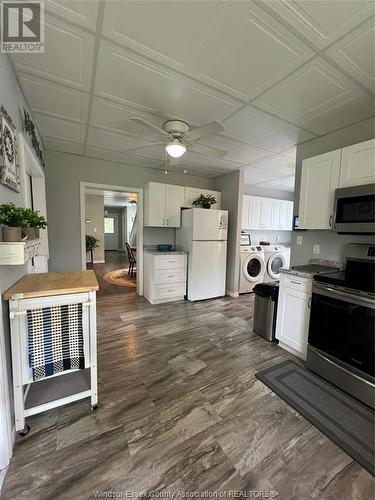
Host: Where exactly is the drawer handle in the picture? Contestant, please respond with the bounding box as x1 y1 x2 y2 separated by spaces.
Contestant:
168 275 176 278
168 260 175 263
290 280 302 285
167 289 174 292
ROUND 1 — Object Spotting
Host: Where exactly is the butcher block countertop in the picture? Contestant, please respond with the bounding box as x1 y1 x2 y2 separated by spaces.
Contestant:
3 270 99 300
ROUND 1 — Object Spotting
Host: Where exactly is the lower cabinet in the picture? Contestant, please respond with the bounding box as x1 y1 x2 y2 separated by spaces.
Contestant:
275 273 312 360
144 251 187 305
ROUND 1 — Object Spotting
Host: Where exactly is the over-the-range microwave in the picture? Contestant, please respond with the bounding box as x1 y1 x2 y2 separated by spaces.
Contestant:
333 183 375 234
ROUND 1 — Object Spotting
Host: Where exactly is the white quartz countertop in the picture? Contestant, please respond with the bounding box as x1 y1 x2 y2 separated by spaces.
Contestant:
280 259 342 279
144 249 187 255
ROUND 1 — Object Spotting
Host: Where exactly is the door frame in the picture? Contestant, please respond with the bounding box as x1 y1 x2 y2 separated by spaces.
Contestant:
104 212 119 251
80 182 143 296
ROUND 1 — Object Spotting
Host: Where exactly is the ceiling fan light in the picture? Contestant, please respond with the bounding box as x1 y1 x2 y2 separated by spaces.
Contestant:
165 139 186 158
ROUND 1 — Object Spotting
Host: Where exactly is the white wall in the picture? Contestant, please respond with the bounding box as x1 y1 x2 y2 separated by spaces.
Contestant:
0 54 45 469
85 195 104 262
292 117 375 265
213 170 243 295
45 151 214 271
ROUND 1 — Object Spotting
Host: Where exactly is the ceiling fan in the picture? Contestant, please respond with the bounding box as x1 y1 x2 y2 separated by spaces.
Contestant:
130 117 227 160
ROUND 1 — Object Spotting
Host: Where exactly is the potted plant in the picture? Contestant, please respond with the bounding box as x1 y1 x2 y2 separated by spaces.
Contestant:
192 194 217 209
86 235 99 268
24 209 47 239
0 203 29 241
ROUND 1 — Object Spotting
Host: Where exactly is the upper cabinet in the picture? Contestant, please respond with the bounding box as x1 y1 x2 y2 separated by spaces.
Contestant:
242 195 293 231
144 182 184 227
299 150 341 230
339 139 375 188
298 139 375 230
183 187 221 209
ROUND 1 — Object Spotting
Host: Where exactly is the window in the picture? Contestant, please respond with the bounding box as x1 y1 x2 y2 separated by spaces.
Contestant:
104 217 115 234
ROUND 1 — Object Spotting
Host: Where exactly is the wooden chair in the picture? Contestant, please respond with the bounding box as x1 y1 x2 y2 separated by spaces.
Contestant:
125 242 136 278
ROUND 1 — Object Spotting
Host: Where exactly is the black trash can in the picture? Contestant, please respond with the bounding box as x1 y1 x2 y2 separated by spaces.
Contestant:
253 282 279 341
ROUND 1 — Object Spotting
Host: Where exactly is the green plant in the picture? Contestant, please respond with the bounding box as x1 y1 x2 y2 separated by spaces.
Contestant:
24 209 47 229
86 234 99 251
0 203 29 227
192 194 217 207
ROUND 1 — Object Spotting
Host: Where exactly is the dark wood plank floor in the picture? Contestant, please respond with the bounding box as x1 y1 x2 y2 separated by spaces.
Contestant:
2 291 374 499
91 250 134 297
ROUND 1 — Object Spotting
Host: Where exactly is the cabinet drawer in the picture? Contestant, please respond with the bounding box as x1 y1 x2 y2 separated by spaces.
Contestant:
154 255 185 270
154 268 186 284
280 273 312 293
155 282 186 299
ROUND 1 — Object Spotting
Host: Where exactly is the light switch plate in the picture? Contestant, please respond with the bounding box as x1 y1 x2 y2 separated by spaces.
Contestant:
313 244 320 255
296 235 303 245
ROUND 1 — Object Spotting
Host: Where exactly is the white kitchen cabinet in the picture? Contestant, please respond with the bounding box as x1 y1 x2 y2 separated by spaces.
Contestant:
299 149 341 229
242 195 251 229
242 196 293 230
260 198 273 229
275 273 313 360
144 182 184 227
339 139 375 188
249 196 261 229
183 187 221 209
144 251 187 304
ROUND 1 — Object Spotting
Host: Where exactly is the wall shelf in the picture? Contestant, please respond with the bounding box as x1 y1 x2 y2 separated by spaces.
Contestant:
0 239 41 265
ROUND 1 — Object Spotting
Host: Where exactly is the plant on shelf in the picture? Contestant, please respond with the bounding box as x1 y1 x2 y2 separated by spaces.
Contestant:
86 235 100 269
0 203 47 241
24 209 47 239
192 194 217 209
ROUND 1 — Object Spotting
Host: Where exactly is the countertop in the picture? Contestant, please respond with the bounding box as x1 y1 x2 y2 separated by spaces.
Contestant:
3 270 99 300
280 259 342 279
144 249 187 256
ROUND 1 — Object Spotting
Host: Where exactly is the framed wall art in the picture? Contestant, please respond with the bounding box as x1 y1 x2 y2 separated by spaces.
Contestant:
23 109 45 168
0 106 20 192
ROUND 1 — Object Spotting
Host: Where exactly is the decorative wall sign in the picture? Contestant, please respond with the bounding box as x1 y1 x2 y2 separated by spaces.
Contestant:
0 106 20 192
23 109 45 167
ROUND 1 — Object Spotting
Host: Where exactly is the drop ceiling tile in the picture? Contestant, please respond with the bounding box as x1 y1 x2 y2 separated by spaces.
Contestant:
223 105 316 151
326 18 375 93
249 153 295 169
198 135 272 163
18 74 89 123
45 0 100 31
244 166 283 180
254 58 372 127
87 128 156 153
190 1 313 101
262 0 374 49
102 0 225 69
181 151 241 171
85 145 162 168
130 144 168 162
11 16 95 91
43 138 84 155
34 114 86 143
276 164 296 176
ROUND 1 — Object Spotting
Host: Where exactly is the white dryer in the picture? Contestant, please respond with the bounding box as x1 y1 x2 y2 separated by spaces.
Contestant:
239 245 266 293
262 245 291 282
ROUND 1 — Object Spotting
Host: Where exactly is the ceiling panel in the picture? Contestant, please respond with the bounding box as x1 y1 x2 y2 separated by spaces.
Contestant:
102 0 225 69
254 58 372 128
95 41 242 124
85 145 163 168
223 105 316 151
262 0 374 49
11 16 95 91
190 1 313 101
87 128 156 153
326 18 375 93
43 137 84 155
249 153 295 170
19 73 89 123
34 114 86 143
198 135 273 164
45 0 100 31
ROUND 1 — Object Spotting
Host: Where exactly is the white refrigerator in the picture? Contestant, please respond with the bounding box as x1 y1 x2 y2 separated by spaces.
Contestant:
176 208 228 301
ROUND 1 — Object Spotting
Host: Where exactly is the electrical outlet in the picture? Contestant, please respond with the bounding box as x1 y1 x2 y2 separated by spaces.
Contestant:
296 235 303 245
313 244 320 255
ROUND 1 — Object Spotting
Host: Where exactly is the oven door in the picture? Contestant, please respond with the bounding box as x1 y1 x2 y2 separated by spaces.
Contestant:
308 283 375 378
333 184 375 234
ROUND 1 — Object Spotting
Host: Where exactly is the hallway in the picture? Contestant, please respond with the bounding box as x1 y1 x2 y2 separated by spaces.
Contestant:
91 251 135 297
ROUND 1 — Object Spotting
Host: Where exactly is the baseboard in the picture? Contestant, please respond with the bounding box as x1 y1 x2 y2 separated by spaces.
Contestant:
226 290 239 298
86 260 105 264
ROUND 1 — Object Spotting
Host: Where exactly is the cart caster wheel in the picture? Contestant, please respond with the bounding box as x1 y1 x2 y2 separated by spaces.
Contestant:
91 404 98 411
18 425 30 437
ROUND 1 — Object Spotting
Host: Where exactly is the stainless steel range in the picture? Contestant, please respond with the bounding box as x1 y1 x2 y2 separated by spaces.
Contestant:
307 244 375 408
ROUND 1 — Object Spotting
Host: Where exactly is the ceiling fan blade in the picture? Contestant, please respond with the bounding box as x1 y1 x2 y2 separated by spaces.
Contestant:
189 142 227 158
129 117 170 137
184 121 224 142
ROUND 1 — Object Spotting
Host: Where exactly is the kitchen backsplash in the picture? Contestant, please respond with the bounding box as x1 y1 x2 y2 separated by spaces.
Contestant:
243 230 292 246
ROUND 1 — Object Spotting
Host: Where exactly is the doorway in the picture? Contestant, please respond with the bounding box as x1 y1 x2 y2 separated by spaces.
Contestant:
80 183 143 297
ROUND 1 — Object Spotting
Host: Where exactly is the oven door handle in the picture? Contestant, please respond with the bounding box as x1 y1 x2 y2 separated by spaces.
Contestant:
313 282 375 308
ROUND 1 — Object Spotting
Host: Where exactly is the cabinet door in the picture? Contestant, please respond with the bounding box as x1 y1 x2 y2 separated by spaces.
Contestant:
299 150 341 229
249 197 262 229
271 199 281 230
242 195 250 229
260 198 273 229
145 182 165 227
285 201 294 230
165 184 184 227
275 285 311 359
339 139 375 188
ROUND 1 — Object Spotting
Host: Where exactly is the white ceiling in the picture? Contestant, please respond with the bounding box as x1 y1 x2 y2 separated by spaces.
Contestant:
11 0 375 191
86 189 136 207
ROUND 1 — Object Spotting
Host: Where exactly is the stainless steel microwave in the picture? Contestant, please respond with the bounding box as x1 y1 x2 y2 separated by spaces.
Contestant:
333 183 375 234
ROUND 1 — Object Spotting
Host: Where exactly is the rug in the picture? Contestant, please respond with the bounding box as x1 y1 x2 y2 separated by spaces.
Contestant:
103 268 136 288
256 360 374 476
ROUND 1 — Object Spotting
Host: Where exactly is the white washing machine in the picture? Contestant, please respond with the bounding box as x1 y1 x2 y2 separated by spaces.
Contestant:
239 245 266 293
262 245 291 282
